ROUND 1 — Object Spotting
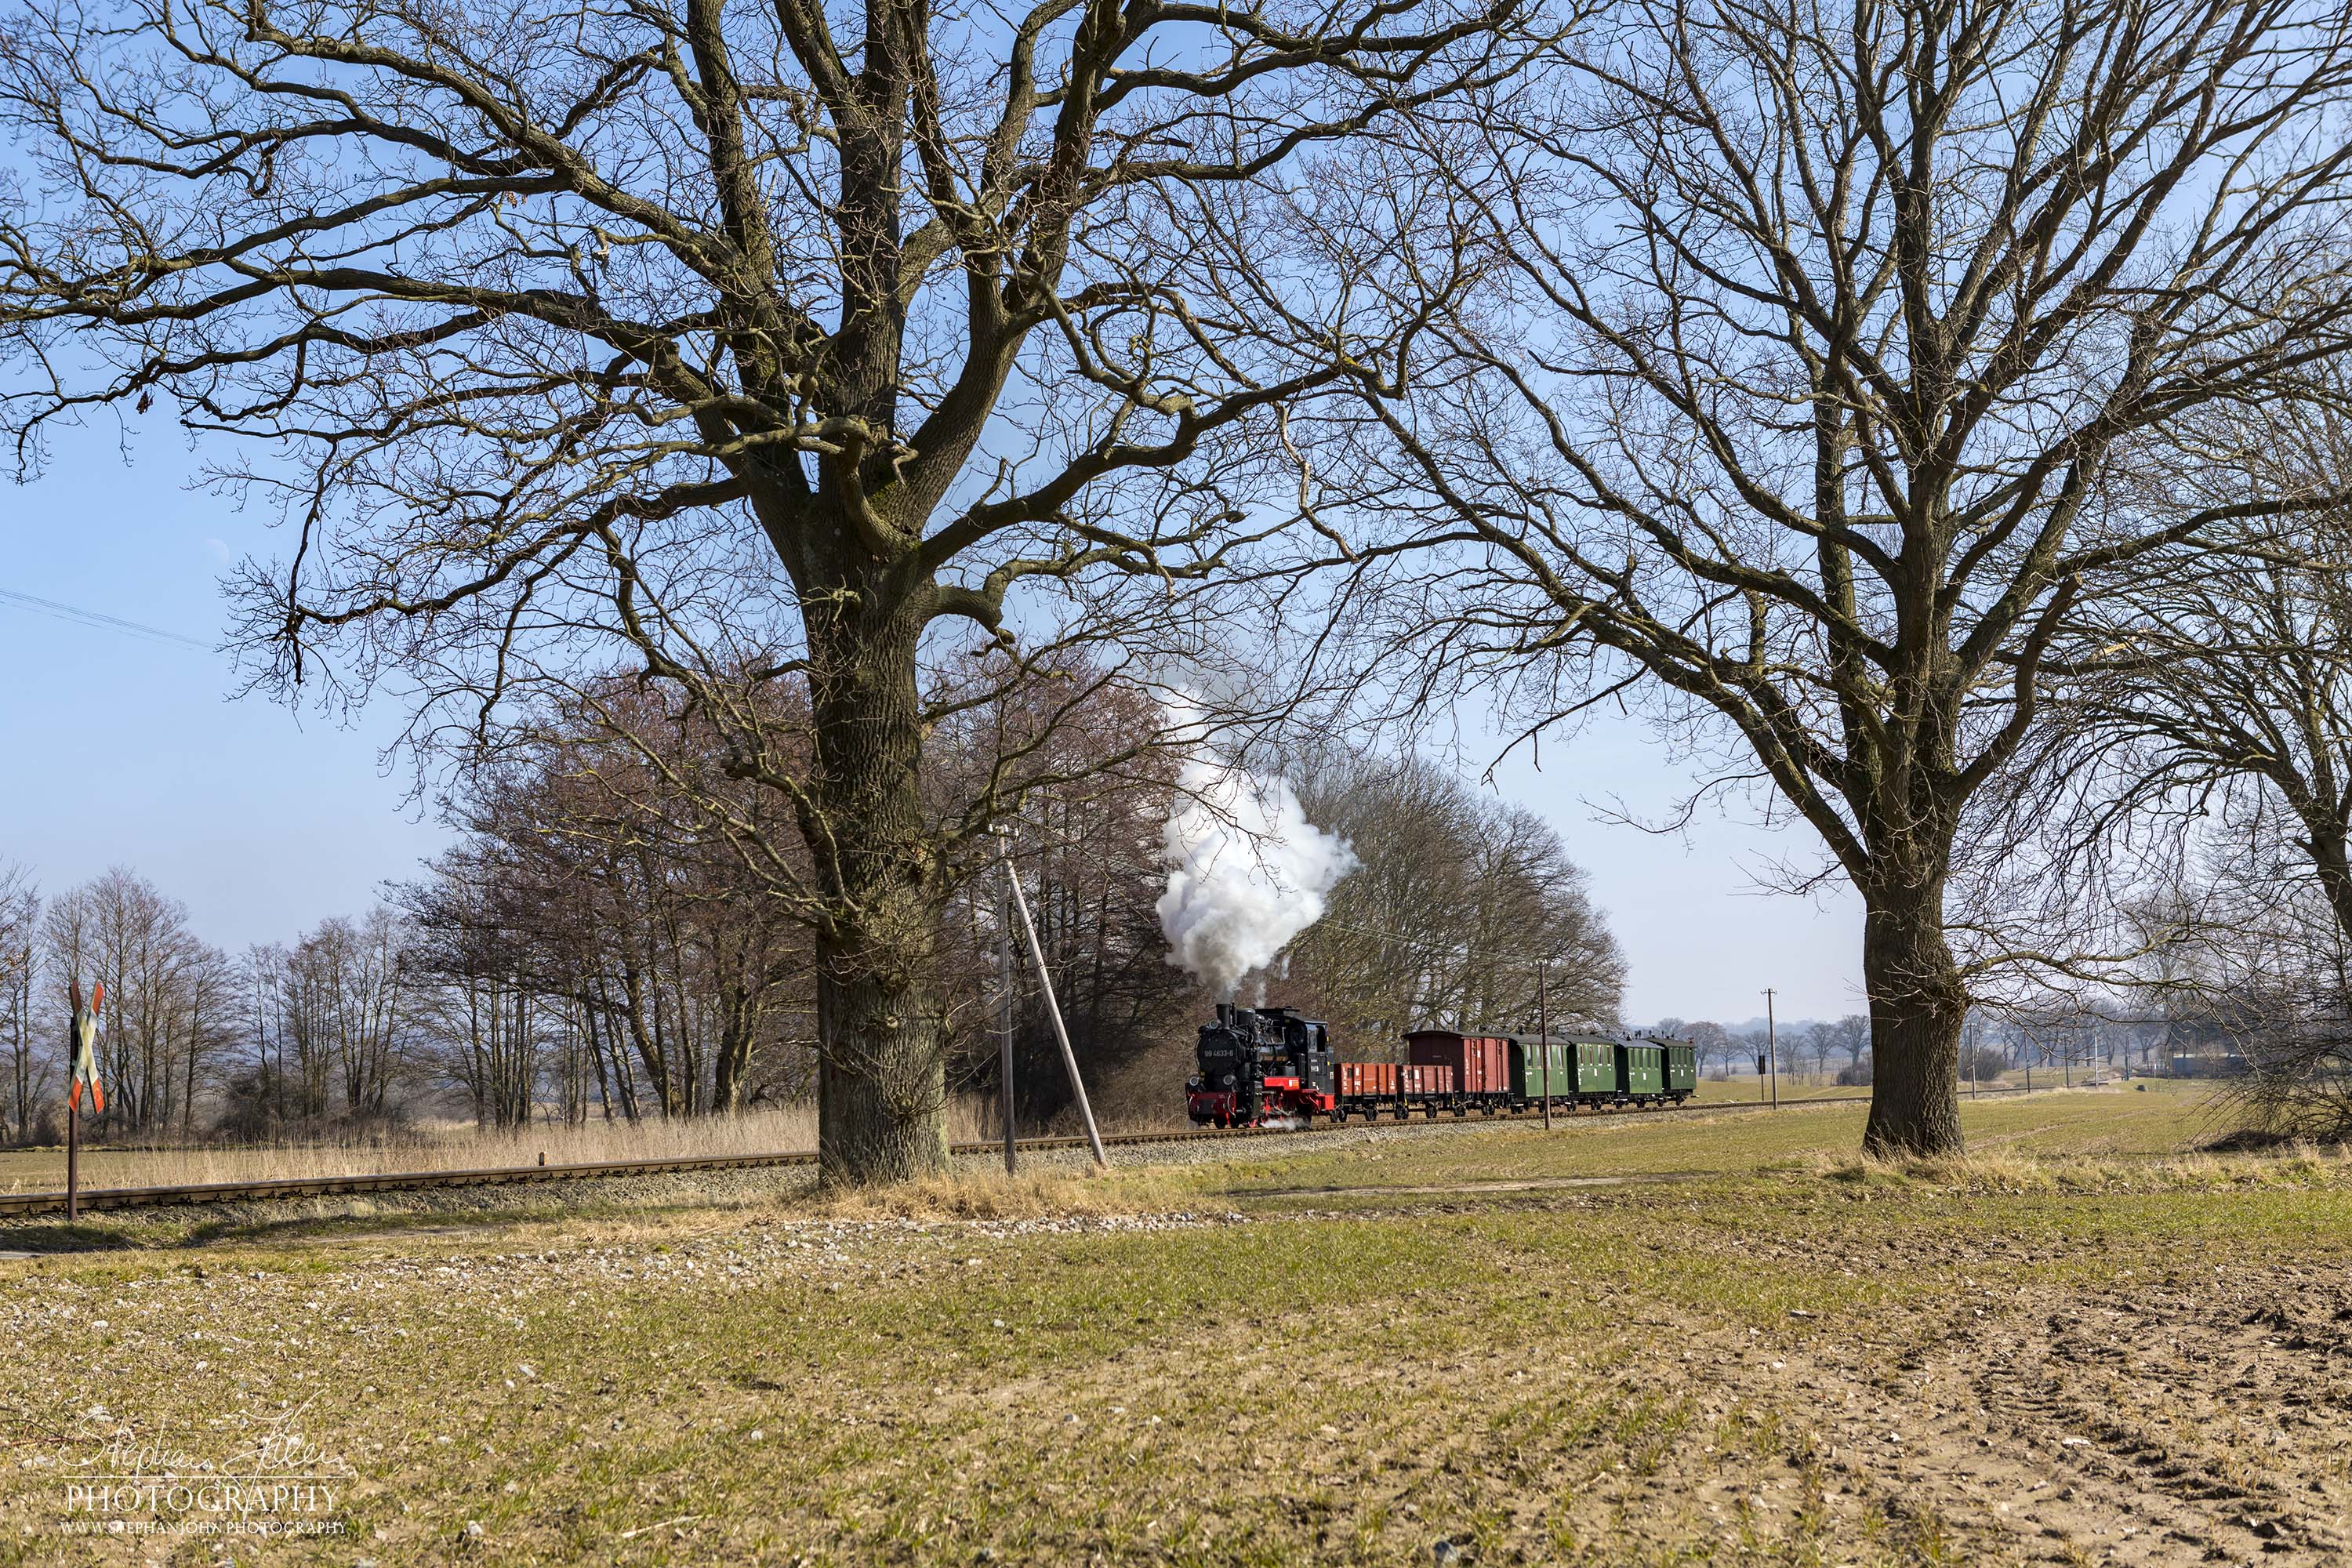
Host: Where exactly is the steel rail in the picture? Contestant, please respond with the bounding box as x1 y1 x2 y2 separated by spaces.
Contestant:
0 1083 2049 1219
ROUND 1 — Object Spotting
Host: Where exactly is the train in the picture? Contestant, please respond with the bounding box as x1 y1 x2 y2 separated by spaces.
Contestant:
1185 1003 1697 1129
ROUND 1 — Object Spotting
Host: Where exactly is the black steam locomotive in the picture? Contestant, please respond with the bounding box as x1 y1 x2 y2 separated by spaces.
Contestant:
1185 1004 1337 1128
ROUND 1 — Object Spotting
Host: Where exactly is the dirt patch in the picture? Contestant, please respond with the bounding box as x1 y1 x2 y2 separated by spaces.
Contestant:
1537 1250 2352 1563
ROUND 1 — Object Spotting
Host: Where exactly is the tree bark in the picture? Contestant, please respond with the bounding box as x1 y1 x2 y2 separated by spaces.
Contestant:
803 579 950 1185
1859 877 1966 1159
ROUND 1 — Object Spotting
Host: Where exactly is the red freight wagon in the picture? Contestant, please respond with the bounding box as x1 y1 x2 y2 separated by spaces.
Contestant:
1404 1030 1512 1096
1338 1061 1399 1098
1401 1063 1456 1096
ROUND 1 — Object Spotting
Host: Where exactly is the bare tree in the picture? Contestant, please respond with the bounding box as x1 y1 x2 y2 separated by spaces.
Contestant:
251 940 332 1121
0 0 1529 1183
263 911 412 1120
422 681 817 1116
177 942 240 1130
1686 1020 1732 1078
1283 752 1624 1041
400 856 547 1129
932 670 1196 1123
0 862 41 1142
1330 0 2352 1154
1805 1022 1837 1080
1829 1014 1871 1076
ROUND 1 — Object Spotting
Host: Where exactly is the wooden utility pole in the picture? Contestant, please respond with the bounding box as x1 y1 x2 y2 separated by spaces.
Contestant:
1537 960 1552 1131
1764 988 1778 1109
998 844 1016 1176
1000 843 1107 1170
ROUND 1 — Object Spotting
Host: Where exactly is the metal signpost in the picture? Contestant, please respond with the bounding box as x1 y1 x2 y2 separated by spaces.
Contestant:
1764 987 1779 1109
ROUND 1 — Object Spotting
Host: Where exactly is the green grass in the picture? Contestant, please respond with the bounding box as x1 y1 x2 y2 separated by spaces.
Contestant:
0 1080 2328 1566
1228 1079 2220 1196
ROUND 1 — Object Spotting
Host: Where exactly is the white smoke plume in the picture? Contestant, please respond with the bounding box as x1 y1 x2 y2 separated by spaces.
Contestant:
1157 754 1356 998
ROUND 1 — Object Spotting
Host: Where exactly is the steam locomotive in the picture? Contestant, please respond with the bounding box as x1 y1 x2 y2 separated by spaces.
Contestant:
1185 1003 1697 1128
1185 1004 1338 1128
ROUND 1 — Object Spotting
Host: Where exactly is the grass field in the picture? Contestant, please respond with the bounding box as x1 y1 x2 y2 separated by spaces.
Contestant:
0 1080 2339 1566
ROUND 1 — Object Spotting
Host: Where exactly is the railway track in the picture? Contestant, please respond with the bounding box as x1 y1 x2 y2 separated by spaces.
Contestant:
0 1083 2048 1219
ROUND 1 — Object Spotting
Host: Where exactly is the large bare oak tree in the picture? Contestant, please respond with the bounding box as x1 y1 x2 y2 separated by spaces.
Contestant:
0 0 1525 1181
1333 0 2352 1155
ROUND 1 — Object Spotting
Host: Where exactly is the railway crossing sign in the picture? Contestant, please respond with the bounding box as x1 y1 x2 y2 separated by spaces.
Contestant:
69 982 104 1115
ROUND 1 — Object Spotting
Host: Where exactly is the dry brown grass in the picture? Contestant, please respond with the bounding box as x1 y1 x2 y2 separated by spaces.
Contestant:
0 1095 1014 1193
798 1163 1199 1222
1787 1137 2352 1195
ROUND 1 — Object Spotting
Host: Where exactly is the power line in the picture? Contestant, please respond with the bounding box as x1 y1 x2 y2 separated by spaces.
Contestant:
0 586 213 650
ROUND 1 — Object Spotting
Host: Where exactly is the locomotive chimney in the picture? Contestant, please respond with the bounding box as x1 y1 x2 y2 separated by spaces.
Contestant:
1216 1002 1234 1029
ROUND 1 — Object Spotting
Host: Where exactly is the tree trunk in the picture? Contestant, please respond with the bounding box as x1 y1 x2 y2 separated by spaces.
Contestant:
1859 880 1966 1159
2305 824 2352 960
804 582 949 1185
713 985 752 1113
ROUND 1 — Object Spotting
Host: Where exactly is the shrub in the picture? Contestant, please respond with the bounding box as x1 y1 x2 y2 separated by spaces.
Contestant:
1960 1045 2008 1083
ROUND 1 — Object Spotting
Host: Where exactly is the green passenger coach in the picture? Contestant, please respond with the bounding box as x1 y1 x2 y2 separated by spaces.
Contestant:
1614 1040 1664 1098
1572 1039 1617 1094
1661 1040 1697 1098
1507 1034 1570 1099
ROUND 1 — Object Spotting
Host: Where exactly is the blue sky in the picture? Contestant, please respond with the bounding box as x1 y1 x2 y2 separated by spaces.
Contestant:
1 413 1865 1022
1486 724 1865 1026
1 416 448 955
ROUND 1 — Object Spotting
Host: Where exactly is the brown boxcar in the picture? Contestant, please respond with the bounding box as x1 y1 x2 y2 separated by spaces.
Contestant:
1338 1061 1399 1098
1403 1030 1512 1095
1402 1063 1456 1096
